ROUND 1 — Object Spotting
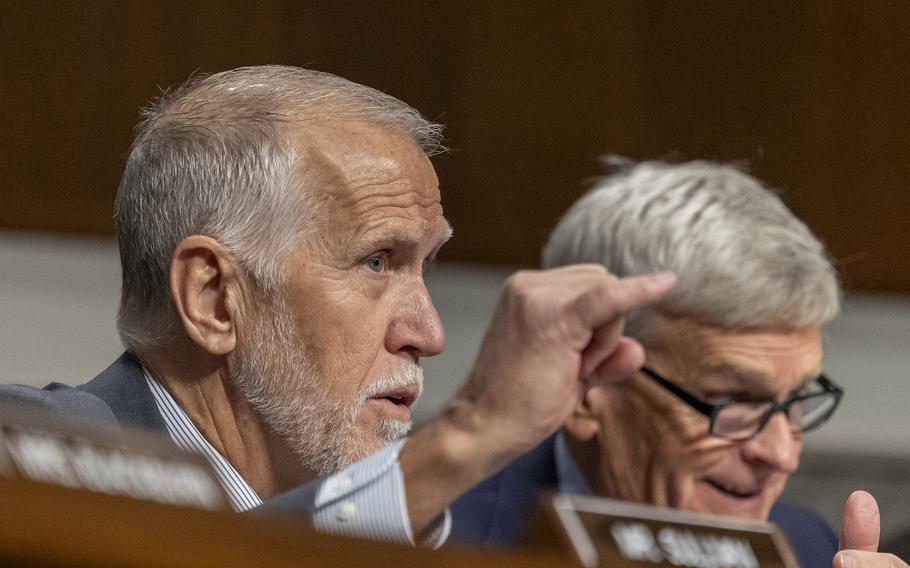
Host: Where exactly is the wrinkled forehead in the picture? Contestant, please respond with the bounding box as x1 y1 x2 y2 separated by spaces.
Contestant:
278 119 448 261
647 316 825 394
290 118 441 203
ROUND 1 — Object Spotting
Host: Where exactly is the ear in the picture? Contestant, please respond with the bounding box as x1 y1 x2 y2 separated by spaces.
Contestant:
169 235 244 356
564 388 603 442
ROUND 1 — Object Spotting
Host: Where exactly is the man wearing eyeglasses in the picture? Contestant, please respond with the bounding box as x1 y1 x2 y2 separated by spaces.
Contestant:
451 159 848 568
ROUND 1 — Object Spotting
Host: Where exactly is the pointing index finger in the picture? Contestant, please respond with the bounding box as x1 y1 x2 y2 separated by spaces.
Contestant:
580 272 677 327
575 272 674 378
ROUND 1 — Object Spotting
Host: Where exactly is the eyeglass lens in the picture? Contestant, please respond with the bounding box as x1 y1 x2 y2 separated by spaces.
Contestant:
711 392 839 439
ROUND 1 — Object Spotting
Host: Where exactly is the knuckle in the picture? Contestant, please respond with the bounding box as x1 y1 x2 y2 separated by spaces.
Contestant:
585 280 617 306
503 271 551 319
576 263 615 279
585 263 611 276
503 270 537 294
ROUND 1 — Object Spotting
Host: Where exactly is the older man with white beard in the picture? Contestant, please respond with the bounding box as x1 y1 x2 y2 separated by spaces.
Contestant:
0 65 676 546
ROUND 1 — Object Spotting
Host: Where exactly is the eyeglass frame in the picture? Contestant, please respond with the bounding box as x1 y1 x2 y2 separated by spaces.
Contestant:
638 365 844 441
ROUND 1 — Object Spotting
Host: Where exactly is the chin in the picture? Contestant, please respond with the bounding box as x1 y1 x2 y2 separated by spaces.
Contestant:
356 425 407 454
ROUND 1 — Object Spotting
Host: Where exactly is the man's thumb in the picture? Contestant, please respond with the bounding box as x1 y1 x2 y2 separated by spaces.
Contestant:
840 490 881 552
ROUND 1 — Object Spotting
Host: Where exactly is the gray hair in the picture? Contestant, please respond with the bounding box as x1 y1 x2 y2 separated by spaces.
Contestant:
542 159 840 338
116 65 444 357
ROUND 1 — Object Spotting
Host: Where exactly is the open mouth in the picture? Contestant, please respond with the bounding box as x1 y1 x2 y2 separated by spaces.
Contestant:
705 478 762 499
363 368 423 422
366 387 417 423
372 390 416 408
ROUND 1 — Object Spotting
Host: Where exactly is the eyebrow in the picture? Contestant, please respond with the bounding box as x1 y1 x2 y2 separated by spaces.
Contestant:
351 219 452 259
697 363 819 396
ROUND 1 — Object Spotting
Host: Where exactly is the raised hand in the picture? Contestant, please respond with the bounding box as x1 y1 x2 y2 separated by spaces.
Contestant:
445 265 676 468
400 266 675 534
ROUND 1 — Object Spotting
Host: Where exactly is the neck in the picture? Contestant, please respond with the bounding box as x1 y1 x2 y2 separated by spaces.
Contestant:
565 435 600 492
143 347 316 498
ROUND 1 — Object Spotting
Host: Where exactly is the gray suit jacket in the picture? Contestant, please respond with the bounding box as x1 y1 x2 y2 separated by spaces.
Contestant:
0 352 319 517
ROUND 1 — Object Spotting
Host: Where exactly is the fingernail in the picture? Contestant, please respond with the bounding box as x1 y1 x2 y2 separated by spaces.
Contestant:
837 552 856 568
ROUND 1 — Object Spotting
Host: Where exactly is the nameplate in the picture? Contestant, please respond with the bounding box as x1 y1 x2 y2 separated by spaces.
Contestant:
0 407 227 511
547 494 799 568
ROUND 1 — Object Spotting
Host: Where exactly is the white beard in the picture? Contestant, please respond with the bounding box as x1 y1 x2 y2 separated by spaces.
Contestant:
228 297 423 475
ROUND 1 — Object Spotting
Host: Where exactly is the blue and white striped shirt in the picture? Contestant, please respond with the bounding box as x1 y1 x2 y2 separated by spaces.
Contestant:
143 368 449 546
144 370 262 512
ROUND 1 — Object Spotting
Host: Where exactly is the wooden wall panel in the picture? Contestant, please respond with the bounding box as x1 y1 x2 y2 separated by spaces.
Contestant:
2 1 908 292
0 1 456 232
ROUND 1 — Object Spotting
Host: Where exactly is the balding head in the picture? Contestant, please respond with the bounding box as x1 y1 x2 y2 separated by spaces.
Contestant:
115 65 444 358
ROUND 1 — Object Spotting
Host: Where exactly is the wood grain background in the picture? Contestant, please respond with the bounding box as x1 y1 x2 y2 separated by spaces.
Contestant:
2 1 908 292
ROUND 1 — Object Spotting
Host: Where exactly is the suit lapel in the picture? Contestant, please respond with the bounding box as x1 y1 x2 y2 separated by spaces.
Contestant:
484 435 561 547
78 352 168 433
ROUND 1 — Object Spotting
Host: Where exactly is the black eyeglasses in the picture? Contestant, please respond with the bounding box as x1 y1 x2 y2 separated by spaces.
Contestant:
639 366 844 441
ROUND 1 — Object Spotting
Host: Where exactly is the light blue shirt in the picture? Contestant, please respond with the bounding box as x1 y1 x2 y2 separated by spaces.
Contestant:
554 431 593 496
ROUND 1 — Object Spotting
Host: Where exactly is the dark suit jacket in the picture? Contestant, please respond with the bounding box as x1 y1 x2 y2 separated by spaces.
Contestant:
0 352 319 516
450 436 838 568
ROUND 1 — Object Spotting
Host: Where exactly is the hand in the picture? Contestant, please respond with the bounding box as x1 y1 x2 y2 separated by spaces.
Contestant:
401 265 675 535
835 491 907 568
443 265 676 469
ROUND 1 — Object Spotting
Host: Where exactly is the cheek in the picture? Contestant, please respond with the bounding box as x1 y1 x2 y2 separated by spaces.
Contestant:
658 439 730 508
295 303 388 391
648 413 728 506
596 389 706 502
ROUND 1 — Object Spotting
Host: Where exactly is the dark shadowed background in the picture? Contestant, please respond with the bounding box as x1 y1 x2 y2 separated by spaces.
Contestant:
2 1 909 291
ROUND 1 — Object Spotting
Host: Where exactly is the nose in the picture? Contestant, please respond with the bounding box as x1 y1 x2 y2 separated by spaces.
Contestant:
385 280 446 359
740 411 801 472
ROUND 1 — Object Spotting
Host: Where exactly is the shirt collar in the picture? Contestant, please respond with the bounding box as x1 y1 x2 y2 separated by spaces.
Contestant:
142 366 263 511
554 430 594 496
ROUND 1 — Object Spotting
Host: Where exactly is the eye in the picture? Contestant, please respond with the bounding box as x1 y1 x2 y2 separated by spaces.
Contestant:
366 255 386 273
